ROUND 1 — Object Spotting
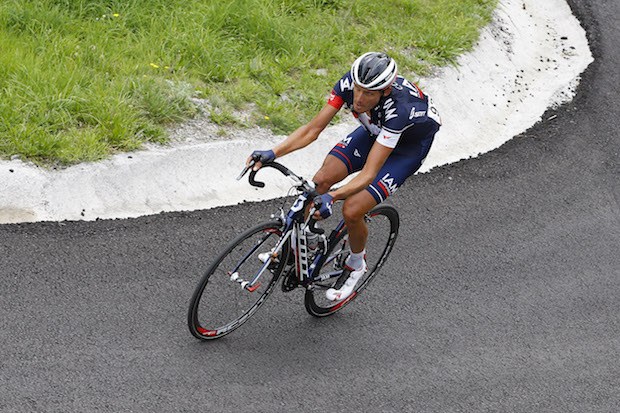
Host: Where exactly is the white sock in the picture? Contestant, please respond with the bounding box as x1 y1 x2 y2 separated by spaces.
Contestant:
346 250 366 271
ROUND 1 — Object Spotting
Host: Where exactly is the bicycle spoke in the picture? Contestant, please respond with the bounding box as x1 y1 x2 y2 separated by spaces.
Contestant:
304 205 399 317
188 221 289 340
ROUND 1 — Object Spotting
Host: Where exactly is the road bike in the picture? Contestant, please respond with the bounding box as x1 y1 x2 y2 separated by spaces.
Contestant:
187 160 399 340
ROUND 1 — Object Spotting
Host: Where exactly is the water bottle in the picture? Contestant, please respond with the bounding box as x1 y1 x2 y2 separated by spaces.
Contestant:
306 231 319 251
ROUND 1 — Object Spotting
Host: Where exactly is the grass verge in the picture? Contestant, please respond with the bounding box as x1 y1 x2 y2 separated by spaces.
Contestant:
0 0 497 165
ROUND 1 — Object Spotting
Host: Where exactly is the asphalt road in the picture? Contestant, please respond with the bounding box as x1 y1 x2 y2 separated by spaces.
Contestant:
1 0 618 411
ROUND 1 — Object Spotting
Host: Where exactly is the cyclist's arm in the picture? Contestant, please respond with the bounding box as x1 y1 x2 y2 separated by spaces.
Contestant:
329 142 393 201
272 103 340 158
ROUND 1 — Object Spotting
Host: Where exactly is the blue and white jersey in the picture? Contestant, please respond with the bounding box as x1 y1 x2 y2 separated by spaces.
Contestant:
328 71 442 149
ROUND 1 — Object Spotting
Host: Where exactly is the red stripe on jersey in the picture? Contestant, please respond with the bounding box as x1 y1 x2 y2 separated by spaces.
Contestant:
328 91 344 109
414 83 424 99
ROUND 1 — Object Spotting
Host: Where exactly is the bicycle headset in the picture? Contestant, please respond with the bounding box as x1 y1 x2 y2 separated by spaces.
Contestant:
350 52 398 91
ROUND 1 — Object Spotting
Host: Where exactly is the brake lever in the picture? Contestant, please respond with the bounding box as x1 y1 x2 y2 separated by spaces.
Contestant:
236 160 255 181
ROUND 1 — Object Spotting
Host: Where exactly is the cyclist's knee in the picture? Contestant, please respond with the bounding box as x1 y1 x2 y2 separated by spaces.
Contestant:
312 171 334 194
342 202 364 224
342 191 377 223
312 156 348 193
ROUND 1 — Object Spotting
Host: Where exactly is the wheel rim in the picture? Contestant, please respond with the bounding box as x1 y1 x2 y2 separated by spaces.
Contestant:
305 206 398 315
189 223 286 338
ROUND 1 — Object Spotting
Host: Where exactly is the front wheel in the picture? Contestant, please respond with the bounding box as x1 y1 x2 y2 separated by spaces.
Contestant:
188 220 289 340
304 204 399 317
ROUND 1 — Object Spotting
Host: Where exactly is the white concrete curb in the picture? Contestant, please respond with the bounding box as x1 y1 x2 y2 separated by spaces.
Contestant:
0 0 593 224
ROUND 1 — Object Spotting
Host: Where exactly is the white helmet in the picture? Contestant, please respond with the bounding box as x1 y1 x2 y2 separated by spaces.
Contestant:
350 52 398 91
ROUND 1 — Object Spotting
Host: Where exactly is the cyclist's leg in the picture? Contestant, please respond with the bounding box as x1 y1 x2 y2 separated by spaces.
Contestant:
344 127 437 253
310 128 440 306
313 126 373 193
312 155 348 194
342 190 377 253
325 148 426 301
324 190 375 301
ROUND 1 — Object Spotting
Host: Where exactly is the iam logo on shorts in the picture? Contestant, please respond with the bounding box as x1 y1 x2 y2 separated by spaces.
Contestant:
378 173 398 196
336 136 352 149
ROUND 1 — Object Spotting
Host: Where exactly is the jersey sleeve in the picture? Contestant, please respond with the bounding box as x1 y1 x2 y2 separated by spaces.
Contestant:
375 129 402 149
327 72 354 110
376 97 410 148
328 90 344 109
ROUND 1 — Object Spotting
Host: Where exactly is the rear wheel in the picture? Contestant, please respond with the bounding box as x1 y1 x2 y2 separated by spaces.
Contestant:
188 220 289 340
304 205 399 316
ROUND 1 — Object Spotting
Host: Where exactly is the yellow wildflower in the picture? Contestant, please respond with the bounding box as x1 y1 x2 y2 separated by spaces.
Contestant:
150 63 159 68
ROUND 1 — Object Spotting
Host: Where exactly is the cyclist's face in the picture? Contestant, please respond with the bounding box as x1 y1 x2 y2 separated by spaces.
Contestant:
352 84 387 113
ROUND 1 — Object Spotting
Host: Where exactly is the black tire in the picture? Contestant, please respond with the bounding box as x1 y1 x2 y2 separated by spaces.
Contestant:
188 220 289 340
304 204 399 317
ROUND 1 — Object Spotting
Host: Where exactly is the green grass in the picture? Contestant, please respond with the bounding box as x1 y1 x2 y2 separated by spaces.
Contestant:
0 0 497 165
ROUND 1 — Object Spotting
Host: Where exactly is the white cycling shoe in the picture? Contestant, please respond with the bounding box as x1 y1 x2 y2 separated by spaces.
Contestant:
325 262 367 302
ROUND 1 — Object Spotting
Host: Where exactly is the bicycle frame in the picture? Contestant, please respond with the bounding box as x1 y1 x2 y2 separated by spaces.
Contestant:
286 197 349 290
230 161 349 292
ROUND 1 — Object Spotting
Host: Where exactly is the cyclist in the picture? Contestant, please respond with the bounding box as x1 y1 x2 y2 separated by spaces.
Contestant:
247 52 441 302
